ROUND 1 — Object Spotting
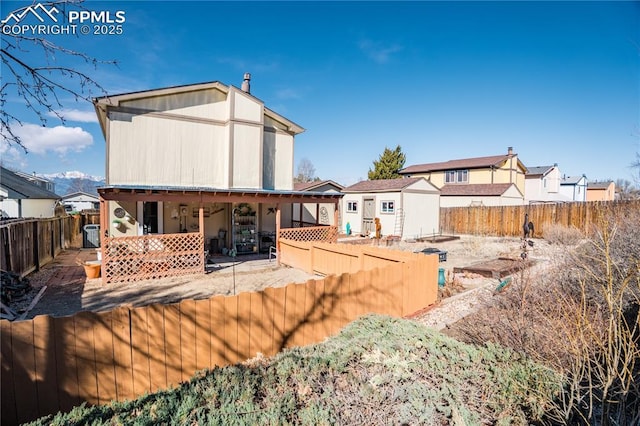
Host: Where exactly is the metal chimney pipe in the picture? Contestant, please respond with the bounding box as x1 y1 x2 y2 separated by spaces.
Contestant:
241 73 251 93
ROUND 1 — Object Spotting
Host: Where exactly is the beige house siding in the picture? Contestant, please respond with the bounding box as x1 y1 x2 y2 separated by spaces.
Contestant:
440 185 523 208
99 83 300 192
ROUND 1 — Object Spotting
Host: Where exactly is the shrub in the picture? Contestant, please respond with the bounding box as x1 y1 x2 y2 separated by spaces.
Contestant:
28 315 562 426
543 223 584 245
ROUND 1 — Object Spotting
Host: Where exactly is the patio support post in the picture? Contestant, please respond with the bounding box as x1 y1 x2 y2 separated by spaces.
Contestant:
275 203 281 266
299 203 303 227
316 204 320 225
199 203 205 271
334 201 339 233
100 196 107 284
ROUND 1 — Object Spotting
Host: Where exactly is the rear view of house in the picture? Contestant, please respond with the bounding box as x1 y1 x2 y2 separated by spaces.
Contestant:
93 75 342 283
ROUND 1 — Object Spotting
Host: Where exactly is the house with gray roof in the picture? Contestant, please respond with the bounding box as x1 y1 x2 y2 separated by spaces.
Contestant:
560 175 588 202
341 177 440 240
524 164 565 203
0 166 60 218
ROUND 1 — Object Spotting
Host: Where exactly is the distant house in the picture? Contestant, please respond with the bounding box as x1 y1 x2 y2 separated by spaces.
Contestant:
560 175 588 202
524 164 565 203
587 181 615 201
341 177 440 240
292 180 344 227
61 191 100 213
0 166 60 218
400 147 527 206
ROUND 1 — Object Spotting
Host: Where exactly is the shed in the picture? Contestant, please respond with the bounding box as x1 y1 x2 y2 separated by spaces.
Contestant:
341 177 440 240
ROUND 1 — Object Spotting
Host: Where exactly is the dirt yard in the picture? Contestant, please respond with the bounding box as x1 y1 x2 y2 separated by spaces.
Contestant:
11 235 561 324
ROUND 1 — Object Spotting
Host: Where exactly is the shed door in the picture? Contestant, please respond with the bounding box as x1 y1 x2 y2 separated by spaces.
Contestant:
362 198 375 235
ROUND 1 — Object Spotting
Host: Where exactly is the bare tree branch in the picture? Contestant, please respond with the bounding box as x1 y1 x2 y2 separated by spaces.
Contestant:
0 0 117 151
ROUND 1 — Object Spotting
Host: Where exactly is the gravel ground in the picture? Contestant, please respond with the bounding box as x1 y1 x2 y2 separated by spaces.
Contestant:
11 235 559 326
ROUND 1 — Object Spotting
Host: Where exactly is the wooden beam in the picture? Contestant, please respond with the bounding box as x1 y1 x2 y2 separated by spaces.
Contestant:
275 204 281 266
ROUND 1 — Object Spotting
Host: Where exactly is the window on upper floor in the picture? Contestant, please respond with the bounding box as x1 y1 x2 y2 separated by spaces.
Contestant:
347 201 357 213
445 169 468 183
381 201 395 214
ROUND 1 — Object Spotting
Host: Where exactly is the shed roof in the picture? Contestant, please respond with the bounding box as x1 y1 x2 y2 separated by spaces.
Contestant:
439 183 514 197
0 167 60 200
342 177 426 193
61 191 100 201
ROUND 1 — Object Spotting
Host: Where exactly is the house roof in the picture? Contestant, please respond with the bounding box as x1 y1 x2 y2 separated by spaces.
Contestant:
400 153 525 175
294 180 344 192
439 183 515 197
0 167 60 200
93 80 304 136
342 177 426 193
525 165 555 177
587 181 613 189
61 191 100 201
561 175 587 185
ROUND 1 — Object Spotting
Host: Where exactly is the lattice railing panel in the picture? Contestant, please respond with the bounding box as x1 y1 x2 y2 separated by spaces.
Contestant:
279 226 338 243
103 232 204 283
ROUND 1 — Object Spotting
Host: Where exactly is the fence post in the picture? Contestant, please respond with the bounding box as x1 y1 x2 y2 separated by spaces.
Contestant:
33 221 40 272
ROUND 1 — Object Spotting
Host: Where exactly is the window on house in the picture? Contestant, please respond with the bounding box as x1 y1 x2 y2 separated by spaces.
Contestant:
347 201 358 213
543 178 547 188
381 201 395 214
445 169 468 183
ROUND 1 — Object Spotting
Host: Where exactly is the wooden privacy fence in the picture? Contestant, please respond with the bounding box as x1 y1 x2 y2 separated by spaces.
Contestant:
1 214 97 278
1 251 437 425
279 239 426 278
439 200 640 237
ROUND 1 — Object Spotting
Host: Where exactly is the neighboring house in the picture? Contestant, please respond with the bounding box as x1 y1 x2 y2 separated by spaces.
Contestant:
292 180 344 227
341 177 440 240
559 175 588 202
93 75 342 282
0 166 60 218
61 191 100 212
399 147 527 206
587 181 615 201
13 171 56 193
524 164 566 203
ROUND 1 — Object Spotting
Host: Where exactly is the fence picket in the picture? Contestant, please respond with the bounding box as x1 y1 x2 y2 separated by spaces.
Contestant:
33 315 59 416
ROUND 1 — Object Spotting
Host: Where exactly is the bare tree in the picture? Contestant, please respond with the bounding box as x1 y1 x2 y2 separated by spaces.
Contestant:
1 0 116 151
294 157 318 183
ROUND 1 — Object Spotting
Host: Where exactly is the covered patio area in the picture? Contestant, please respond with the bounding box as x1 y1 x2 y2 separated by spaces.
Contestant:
98 186 343 284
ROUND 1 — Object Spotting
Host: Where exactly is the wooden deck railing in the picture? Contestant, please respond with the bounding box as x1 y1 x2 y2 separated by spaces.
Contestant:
102 232 204 283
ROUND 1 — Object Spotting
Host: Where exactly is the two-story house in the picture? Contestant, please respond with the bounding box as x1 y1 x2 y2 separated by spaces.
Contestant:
399 147 526 207
524 164 565 203
93 75 342 283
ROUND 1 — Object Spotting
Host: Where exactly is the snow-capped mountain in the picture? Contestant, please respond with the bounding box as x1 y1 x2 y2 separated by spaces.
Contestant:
38 171 105 196
41 171 104 182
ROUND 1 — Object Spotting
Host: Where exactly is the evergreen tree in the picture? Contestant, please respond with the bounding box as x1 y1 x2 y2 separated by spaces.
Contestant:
368 145 406 180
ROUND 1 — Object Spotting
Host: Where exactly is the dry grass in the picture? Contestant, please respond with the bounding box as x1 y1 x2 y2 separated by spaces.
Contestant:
543 223 584 245
447 206 640 424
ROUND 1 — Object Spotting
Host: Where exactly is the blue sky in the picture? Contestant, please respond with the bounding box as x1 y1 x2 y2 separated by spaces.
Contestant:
1 1 638 185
